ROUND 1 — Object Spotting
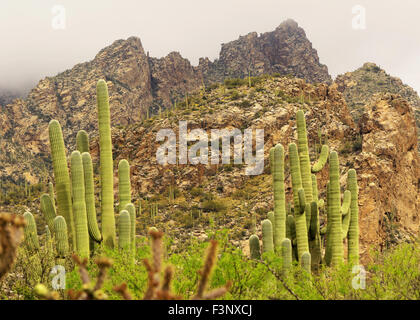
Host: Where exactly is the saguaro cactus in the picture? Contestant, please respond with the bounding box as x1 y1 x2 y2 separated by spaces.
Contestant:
347 169 359 265
301 252 311 273
40 194 56 233
118 210 131 250
296 110 313 205
71 151 89 258
124 203 136 251
249 235 261 259
48 182 56 213
270 144 286 250
262 219 274 253
48 120 75 248
118 159 131 212
53 216 69 257
76 130 89 153
281 238 292 275
81 152 102 243
97 79 116 248
328 151 344 266
23 211 39 252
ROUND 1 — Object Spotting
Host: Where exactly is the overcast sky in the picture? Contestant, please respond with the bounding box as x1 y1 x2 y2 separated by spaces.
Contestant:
1 0 419 95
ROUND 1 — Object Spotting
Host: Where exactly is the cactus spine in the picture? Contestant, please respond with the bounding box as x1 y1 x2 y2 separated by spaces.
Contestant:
40 194 56 233
48 120 75 248
118 159 131 212
97 79 116 248
270 144 286 250
261 219 274 253
23 211 39 252
70 151 89 258
53 216 69 257
118 210 131 250
82 152 102 243
249 234 261 260
347 169 359 265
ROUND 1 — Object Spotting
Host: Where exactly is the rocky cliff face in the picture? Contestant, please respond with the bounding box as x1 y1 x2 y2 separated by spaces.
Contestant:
335 62 420 148
199 19 331 84
0 20 332 185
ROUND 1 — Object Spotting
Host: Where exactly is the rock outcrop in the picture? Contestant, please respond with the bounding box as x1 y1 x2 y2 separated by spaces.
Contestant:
335 62 420 148
199 19 331 84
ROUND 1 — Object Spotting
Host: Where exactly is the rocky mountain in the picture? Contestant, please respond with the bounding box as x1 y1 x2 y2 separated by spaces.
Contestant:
335 62 420 148
0 19 331 185
86 75 417 262
0 90 20 107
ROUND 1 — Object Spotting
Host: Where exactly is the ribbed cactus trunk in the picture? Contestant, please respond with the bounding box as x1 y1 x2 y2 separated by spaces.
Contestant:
296 110 313 206
40 194 57 233
270 144 286 250
124 203 136 252
48 181 56 213
82 152 102 243
71 151 89 258
289 143 309 260
23 211 39 252
48 120 76 248
118 159 131 212
281 238 292 275
347 169 359 265
53 216 69 257
262 219 274 253
97 80 116 248
118 210 131 250
328 152 344 266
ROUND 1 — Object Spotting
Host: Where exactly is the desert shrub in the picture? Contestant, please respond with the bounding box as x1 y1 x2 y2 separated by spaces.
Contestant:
202 199 227 212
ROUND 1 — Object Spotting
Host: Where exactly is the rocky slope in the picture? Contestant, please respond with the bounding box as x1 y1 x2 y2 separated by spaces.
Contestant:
0 19 330 185
83 75 417 263
335 62 420 148
0 90 20 107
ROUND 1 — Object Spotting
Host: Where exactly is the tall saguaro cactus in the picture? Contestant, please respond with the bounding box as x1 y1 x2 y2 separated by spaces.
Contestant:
347 169 359 265
48 120 75 248
71 151 89 258
118 160 131 212
82 152 102 243
328 151 344 266
270 144 286 250
97 79 116 248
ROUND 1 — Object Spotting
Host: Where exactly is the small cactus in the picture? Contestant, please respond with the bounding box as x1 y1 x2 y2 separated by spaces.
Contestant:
118 159 131 212
281 238 292 275
261 219 274 253
76 130 89 153
53 216 69 257
301 252 311 273
118 210 131 250
249 235 261 259
124 203 136 252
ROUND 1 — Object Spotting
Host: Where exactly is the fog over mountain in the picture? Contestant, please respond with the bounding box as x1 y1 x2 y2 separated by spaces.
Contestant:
0 0 419 97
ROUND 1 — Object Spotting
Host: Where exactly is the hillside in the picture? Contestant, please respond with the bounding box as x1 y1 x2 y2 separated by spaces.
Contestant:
335 62 420 148
0 20 330 186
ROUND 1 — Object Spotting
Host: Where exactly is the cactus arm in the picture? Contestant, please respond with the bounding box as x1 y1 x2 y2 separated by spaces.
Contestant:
97 80 116 248
289 143 302 212
296 110 313 205
118 210 131 250
341 190 351 216
71 151 90 258
124 203 136 252
76 130 90 153
118 159 131 212
48 182 56 214
281 238 292 275
81 152 102 243
311 145 329 173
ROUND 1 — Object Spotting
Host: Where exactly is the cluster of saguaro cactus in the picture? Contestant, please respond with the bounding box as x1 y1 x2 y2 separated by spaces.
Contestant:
249 110 359 273
36 80 137 261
